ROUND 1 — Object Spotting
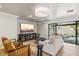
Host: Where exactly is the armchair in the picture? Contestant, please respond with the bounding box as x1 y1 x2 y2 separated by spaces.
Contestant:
1 36 31 56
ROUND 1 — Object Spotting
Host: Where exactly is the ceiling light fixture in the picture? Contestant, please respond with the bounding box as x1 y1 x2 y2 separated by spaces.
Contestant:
35 7 49 17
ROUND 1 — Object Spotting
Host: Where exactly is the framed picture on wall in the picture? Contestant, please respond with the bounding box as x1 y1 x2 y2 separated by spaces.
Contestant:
20 23 34 33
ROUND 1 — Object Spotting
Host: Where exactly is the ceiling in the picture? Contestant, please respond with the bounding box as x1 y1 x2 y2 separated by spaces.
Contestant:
0 3 79 22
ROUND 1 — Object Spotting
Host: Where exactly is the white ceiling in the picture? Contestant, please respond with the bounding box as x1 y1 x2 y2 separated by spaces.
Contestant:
0 3 79 22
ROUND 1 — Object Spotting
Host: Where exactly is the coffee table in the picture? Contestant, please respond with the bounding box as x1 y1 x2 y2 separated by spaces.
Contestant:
25 43 43 56
23 41 50 56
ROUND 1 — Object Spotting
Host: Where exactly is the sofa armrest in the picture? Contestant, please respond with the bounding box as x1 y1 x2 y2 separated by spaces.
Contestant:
8 44 30 56
10 39 17 43
8 44 29 52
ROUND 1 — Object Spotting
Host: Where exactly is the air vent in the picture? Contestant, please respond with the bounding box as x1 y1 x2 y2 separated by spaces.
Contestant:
67 9 74 13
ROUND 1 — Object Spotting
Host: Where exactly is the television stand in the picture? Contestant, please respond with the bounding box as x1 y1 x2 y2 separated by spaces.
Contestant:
18 33 37 42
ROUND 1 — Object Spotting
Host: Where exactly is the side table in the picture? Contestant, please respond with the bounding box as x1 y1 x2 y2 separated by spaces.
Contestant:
37 44 43 56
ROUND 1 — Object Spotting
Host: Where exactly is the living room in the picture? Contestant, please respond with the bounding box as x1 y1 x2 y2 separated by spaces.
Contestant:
1 3 79 56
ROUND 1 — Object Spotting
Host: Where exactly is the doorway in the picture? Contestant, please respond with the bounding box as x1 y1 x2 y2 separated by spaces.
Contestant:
48 21 79 45
57 24 76 44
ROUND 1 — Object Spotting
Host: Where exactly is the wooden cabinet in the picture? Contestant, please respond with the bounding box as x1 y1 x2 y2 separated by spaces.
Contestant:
18 33 37 41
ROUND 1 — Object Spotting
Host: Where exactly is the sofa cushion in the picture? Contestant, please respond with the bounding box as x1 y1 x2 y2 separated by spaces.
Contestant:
39 35 63 56
48 35 56 44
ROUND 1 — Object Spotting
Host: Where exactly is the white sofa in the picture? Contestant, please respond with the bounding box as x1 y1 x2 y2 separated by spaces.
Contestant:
39 36 64 56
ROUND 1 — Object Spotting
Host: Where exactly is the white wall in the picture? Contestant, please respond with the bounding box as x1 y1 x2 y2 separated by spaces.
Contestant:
37 14 79 39
37 22 48 39
17 19 37 34
0 12 18 48
0 12 37 48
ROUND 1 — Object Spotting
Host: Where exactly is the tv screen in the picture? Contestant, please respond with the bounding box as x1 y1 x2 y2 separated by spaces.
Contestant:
20 23 34 33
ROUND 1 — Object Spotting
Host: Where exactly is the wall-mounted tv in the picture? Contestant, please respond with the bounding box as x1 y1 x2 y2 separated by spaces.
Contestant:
20 23 34 33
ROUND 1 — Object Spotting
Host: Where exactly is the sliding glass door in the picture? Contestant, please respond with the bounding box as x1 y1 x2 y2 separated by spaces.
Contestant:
77 22 79 45
48 23 57 38
57 25 76 44
48 21 79 45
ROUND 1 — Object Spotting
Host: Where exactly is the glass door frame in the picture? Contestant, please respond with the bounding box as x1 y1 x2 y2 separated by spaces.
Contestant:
58 23 76 44
48 21 79 45
48 23 57 39
76 21 79 45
